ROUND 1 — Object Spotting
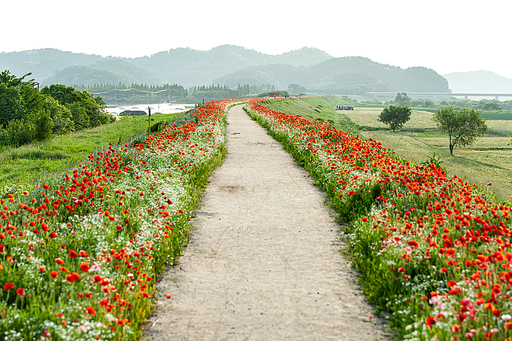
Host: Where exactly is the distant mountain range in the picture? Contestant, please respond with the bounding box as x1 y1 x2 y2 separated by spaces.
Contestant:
0 45 453 93
443 70 512 93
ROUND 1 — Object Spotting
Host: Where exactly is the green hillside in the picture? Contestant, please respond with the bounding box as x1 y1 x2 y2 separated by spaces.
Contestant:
215 57 450 93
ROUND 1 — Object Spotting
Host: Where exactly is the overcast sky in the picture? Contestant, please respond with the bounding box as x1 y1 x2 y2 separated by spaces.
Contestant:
3 0 511 77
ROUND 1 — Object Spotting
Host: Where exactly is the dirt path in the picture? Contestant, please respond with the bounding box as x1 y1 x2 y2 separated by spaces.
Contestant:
144 105 390 340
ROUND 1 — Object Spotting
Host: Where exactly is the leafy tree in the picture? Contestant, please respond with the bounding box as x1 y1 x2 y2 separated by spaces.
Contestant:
0 70 32 87
2 119 35 147
42 84 110 130
0 83 26 128
38 96 74 134
394 92 412 106
41 84 78 105
32 109 54 141
378 105 412 132
66 102 90 130
432 107 488 155
288 84 307 95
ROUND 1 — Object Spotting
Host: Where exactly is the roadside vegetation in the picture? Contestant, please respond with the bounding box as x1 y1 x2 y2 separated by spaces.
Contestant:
0 71 113 148
0 99 237 340
0 112 183 192
246 97 512 340
262 96 512 202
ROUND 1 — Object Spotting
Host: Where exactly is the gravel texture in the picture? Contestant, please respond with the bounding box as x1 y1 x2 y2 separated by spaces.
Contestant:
143 105 391 340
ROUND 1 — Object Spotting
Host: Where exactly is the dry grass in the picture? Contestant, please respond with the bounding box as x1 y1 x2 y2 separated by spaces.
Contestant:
344 108 438 131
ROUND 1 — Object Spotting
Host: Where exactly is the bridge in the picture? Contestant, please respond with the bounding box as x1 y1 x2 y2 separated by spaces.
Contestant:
367 92 512 100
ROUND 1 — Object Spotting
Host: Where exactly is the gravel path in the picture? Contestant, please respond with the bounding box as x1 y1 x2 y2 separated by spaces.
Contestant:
144 105 390 340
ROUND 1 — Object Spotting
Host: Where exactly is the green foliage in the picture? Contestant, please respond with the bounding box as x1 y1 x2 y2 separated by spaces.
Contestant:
2 119 35 147
0 71 112 148
42 84 111 130
32 109 54 141
421 152 444 170
190 84 250 102
38 96 74 134
0 70 32 87
432 107 488 155
66 102 90 129
393 92 412 106
0 83 25 128
378 105 412 132
287 83 307 94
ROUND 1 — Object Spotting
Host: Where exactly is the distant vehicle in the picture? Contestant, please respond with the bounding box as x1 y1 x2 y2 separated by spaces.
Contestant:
336 105 354 110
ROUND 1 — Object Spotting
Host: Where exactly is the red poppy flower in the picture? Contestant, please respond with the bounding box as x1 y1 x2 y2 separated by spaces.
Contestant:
3 282 14 290
16 287 26 297
85 307 96 316
80 262 90 272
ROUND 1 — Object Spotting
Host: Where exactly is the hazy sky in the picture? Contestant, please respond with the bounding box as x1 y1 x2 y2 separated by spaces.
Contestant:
3 0 512 77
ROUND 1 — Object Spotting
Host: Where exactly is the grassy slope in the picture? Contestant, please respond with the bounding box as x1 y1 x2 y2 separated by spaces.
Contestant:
261 96 359 134
263 97 512 203
0 113 182 191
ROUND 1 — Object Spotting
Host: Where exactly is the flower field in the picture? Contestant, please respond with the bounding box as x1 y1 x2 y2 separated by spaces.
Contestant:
245 99 512 341
0 99 238 340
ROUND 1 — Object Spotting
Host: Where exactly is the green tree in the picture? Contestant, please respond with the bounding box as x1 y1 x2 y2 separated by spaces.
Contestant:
66 102 90 130
0 83 26 128
432 107 488 155
38 96 74 134
378 105 412 132
42 84 110 130
0 70 32 87
394 92 412 106
31 109 54 141
287 84 307 95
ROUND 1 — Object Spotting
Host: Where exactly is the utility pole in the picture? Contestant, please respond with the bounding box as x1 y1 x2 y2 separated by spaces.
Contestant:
148 107 151 136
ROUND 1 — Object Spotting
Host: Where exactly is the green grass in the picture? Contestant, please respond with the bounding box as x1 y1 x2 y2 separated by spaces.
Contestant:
0 113 184 191
261 97 512 203
263 96 360 133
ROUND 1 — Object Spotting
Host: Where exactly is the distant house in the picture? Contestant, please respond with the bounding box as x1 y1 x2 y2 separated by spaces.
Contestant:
335 105 354 110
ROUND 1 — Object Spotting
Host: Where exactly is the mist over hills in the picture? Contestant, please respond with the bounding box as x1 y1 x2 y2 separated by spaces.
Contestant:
0 45 451 93
443 70 512 93
215 57 450 93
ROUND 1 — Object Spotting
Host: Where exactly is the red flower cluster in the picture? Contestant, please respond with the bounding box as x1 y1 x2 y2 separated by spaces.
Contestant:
246 97 512 340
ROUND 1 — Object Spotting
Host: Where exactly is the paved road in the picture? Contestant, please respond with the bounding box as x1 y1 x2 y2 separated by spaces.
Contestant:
144 105 390 340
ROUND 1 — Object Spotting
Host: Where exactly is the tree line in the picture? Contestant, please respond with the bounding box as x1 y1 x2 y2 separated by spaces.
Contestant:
0 70 112 147
70 83 252 105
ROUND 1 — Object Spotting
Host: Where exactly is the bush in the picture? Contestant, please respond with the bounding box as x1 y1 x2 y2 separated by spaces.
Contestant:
32 109 54 141
3 119 35 147
0 83 25 128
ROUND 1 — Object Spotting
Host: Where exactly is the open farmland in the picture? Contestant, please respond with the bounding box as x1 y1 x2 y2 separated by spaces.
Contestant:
263 98 512 202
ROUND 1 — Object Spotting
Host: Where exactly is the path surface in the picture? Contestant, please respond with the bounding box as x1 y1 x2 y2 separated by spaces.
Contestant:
144 105 390 340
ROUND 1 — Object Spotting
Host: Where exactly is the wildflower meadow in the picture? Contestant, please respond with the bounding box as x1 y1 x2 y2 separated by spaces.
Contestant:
0 99 238 340
245 98 512 341
2 95 512 341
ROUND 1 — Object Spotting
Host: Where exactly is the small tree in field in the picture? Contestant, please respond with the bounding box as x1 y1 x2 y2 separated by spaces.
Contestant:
378 105 412 132
433 107 488 155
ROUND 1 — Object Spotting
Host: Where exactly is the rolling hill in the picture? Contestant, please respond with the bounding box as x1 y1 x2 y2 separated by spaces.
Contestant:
1 45 450 93
443 70 512 93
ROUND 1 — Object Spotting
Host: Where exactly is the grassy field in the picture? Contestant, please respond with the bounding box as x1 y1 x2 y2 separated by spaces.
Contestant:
0 112 183 191
263 97 512 203
262 96 359 133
